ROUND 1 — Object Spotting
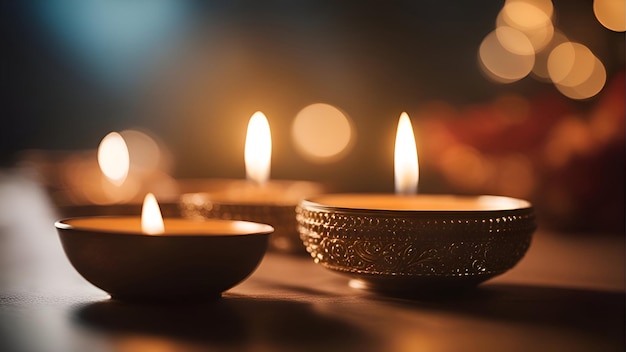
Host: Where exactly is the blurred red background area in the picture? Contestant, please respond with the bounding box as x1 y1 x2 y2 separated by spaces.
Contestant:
418 73 624 232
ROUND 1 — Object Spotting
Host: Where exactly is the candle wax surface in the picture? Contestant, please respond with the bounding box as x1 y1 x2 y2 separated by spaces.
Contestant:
56 217 274 236
303 194 531 212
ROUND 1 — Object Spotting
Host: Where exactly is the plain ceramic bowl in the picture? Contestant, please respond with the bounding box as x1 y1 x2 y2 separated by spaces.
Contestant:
55 217 272 301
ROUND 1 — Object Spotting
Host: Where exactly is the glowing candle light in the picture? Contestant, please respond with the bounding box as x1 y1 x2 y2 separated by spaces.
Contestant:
98 132 130 186
55 200 272 299
181 110 324 253
296 111 536 292
141 193 164 235
244 111 272 186
394 112 419 194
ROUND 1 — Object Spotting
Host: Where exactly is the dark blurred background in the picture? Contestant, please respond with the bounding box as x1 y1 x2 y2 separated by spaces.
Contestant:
2 1 624 232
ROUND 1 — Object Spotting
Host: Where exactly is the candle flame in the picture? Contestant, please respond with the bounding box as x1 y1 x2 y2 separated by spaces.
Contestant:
394 112 419 194
244 111 272 185
98 132 130 186
141 193 164 235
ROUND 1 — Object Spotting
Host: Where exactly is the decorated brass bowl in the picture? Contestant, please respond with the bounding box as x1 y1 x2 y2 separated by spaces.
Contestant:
296 194 536 293
181 195 299 253
180 180 324 254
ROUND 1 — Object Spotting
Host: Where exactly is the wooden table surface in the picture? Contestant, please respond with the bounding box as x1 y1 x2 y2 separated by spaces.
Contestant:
0 169 623 352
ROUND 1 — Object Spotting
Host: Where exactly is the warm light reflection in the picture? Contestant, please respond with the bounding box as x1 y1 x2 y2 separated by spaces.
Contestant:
476 194 529 211
394 112 419 194
141 193 164 235
244 111 272 185
291 103 354 163
594 0 626 32
97 132 130 186
479 27 535 83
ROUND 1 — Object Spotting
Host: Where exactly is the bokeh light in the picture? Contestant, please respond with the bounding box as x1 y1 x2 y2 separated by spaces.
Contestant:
65 154 139 205
480 0 612 101
495 25 539 56
503 0 554 23
119 129 163 173
291 103 355 163
554 57 607 100
548 42 595 86
55 129 176 206
97 169 140 204
548 42 607 99
531 30 569 81
479 27 535 83
593 0 626 32
498 0 554 52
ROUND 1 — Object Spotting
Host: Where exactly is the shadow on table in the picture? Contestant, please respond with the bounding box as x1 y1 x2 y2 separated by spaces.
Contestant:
73 294 380 351
373 283 625 342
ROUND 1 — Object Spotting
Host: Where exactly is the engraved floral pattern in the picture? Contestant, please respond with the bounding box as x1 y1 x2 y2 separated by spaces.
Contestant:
296 206 535 277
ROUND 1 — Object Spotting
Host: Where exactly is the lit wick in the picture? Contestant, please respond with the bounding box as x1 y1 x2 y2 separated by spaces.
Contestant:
394 112 419 194
141 193 164 235
244 111 272 186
